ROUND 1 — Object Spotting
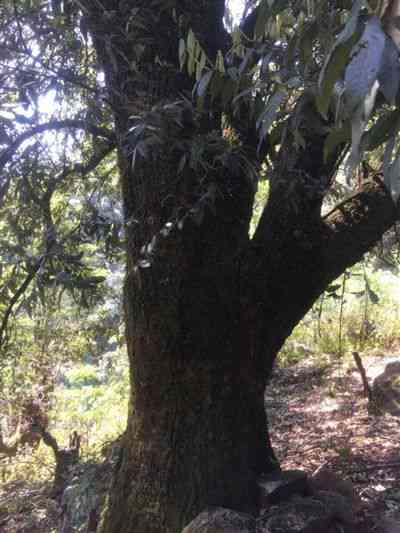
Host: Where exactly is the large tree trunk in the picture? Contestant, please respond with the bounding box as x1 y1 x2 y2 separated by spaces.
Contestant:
105 281 277 532
88 4 277 531
83 2 400 532
102 108 280 531
102 133 280 531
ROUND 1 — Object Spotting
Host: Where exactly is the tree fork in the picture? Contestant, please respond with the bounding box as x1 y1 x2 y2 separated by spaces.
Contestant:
83 3 400 533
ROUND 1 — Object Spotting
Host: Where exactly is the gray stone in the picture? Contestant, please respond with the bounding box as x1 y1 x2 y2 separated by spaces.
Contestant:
181 507 256 533
373 361 400 416
258 470 308 507
380 517 400 533
256 493 358 533
308 468 361 513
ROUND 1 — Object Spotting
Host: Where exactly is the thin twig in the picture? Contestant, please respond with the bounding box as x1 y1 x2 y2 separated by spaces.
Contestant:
0 119 115 173
338 271 348 358
352 351 373 401
0 258 45 348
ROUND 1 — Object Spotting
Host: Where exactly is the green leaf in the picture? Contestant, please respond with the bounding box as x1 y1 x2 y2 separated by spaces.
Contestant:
256 87 287 139
179 38 186 70
215 51 225 74
343 17 385 116
177 154 187 174
378 36 400 104
221 79 238 108
209 72 224 102
255 0 290 40
299 21 318 67
363 109 400 152
323 122 351 163
387 155 400 202
196 70 213 98
196 51 206 81
187 28 195 55
187 29 197 76
317 0 364 117
382 132 400 203
255 1 269 39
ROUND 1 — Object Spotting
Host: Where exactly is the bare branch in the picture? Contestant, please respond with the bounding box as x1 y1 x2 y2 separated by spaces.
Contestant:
0 429 18 457
0 119 116 173
39 426 59 455
0 258 44 349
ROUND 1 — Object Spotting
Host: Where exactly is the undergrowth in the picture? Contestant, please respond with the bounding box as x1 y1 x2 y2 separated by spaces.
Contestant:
280 267 400 366
0 347 129 485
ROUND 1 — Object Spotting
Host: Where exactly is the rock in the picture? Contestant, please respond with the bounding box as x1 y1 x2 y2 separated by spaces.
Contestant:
299 514 359 533
59 463 105 533
181 507 256 533
373 361 400 416
57 437 123 533
312 491 355 525
257 495 327 532
308 468 361 512
257 494 358 533
381 517 400 533
258 470 308 508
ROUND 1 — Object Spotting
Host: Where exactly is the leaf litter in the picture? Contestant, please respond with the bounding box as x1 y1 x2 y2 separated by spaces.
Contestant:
268 351 400 533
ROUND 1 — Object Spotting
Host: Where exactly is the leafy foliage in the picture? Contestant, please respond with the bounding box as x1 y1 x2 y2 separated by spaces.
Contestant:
0 0 123 352
175 1 400 200
1 4 400 530
1 0 400 352
0 0 398 416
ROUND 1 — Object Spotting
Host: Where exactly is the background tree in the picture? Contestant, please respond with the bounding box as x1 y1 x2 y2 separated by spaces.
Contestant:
1 1 400 532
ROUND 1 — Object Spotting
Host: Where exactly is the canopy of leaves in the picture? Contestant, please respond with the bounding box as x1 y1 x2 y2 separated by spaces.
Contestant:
0 0 126 355
179 0 400 196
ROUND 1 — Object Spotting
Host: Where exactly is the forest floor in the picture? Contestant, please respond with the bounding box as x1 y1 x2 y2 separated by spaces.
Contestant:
0 479 59 533
0 351 399 533
268 350 400 533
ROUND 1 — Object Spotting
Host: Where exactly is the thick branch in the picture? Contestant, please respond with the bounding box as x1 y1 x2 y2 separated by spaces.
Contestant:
322 178 398 281
242 177 399 375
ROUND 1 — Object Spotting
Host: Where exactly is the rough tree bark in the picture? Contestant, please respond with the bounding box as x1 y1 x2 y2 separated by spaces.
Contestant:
80 2 400 532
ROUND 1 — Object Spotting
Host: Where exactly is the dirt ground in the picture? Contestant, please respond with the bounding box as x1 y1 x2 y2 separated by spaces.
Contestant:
0 352 399 533
0 479 58 533
268 352 400 532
